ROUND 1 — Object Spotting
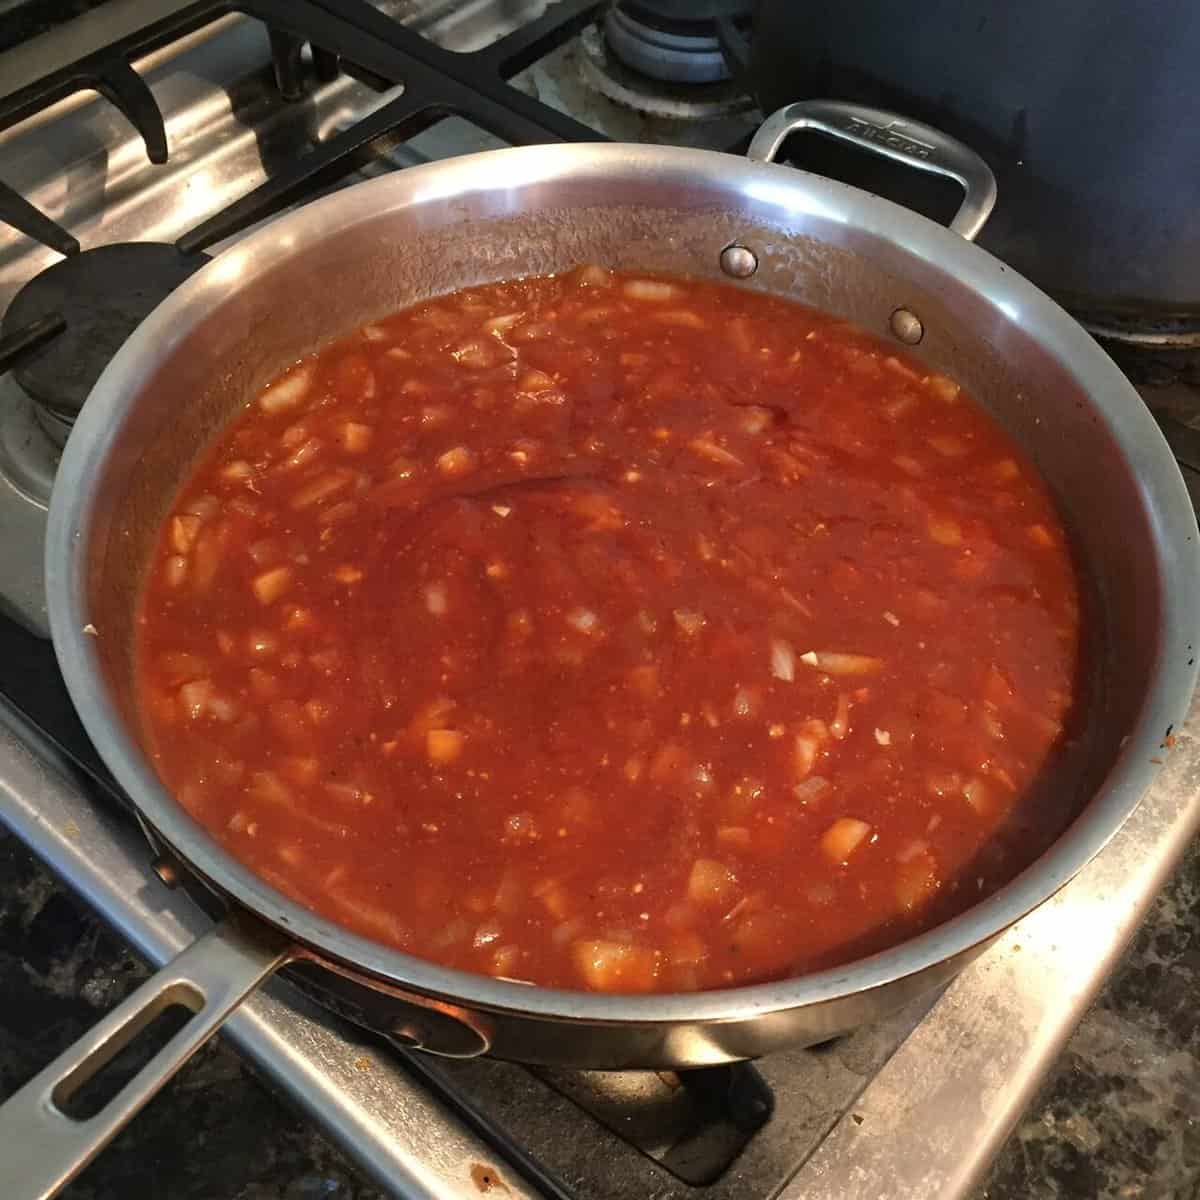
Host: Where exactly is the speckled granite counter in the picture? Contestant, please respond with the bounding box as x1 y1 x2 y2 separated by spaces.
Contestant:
1 827 1196 1199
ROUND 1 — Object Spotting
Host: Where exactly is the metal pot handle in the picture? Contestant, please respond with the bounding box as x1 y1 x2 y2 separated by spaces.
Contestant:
0 916 291 1200
746 99 997 242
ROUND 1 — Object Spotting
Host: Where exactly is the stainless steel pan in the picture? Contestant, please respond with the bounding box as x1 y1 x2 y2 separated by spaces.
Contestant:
4 101 1197 1199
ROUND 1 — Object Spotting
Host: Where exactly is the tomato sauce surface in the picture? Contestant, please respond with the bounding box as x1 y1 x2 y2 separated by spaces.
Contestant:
135 268 1083 993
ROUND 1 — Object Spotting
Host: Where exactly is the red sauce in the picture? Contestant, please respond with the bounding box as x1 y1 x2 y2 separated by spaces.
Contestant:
135 268 1083 993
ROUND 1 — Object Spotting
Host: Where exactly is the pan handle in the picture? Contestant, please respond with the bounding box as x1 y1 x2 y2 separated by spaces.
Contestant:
746 99 997 242
0 916 291 1200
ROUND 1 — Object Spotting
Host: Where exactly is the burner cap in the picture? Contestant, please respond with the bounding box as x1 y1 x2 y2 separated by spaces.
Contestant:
605 1 751 84
620 1 752 33
2 242 210 423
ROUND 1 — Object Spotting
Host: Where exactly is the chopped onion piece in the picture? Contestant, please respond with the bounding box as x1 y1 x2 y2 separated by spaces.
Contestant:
280 422 309 450
794 732 820 780
285 436 323 470
473 920 504 949
793 776 830 803
338 422 372 453
483 312 524 334
247 538 281 567
431 918 471 949
737 406 775 435
770 638 796 682
982 707 1005 740
686 858 737 907
717 826 752 849
929 434 967 457
170 515 201 555
178 679 214 720
570 939 658 992
163 555 188 588
181 494 219 521
426 728 464 764
566 607 600 634
259 364 313 414
208 694 238 723
801 651 884 676
623 279 678 302
829 692 851 739
897 838 930 864
882 356 920 381
252 566 292 605
874 728 892 746
896 854 939 910
159 651 207 685
653 309 706 328
451 338 497 368
424 582 448 615
962 776 990 813
689 436 744 467
1027 523 1055 548
551 918 586 947
437 445 477 476
575 264 613 288
928 516 963 546
291 469 352 510
519 368 554 392
673 609 706 637
820 817 872 863
926 373 961 402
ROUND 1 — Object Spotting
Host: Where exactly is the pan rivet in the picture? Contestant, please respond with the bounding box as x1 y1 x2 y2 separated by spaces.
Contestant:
890 308 924 345
391 1022 425 1049
151 856 180 888
720 245 758 279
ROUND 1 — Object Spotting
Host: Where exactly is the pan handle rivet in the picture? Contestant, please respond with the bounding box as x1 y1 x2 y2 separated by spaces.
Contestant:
151 856 180 888
720 245 758 279
890 307 924 345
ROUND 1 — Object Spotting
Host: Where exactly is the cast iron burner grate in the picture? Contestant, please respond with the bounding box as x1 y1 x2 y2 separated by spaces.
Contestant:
0 0 603 259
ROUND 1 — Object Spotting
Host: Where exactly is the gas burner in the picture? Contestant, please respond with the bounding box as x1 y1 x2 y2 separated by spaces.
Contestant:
0 373 57 506
604 1 751 84
1 243 209 446
579 24 754 123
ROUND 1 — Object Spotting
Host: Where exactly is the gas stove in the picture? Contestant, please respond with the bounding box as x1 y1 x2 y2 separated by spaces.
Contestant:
0 4 1198 1199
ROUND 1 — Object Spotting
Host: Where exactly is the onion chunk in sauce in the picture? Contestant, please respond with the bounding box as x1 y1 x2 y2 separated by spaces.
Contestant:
136 269 1083 994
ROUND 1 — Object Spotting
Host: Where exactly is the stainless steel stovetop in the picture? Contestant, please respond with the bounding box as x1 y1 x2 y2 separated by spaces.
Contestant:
1 4 1198 1198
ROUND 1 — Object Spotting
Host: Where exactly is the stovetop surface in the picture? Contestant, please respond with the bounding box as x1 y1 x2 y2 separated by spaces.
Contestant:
1 3 1198 1199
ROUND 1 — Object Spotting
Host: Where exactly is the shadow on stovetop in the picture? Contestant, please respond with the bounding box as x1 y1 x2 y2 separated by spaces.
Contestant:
381 992 939 1200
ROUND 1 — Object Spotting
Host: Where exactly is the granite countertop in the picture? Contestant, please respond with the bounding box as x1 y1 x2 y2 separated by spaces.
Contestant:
1 828 1196 1200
